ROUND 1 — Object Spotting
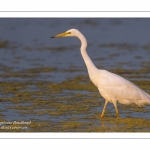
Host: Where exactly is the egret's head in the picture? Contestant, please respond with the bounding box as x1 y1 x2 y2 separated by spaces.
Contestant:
51 29 80 38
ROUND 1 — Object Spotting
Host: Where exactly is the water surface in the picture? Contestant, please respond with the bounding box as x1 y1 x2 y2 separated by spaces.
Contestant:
0 18 150 132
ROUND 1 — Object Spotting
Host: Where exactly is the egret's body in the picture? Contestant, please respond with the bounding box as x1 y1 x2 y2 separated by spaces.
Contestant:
51 29 150 118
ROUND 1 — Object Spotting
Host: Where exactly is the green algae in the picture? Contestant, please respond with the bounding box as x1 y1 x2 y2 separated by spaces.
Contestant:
86 117 150 132
24 67 56 73
47 77 97 93
0 64 149 132
109 68 150 75
0 41 9 48
99 43 136 51
49 121 86 132
0 67 56 79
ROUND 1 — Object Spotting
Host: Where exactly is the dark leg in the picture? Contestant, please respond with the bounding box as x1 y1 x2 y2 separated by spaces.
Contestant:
100 101 108 118
113 101 120 118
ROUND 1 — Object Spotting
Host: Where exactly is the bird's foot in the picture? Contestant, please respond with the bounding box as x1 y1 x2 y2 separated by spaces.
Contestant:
116 115 120 119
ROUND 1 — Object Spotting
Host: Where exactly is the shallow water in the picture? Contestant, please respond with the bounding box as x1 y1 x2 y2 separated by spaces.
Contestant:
0 18 150 132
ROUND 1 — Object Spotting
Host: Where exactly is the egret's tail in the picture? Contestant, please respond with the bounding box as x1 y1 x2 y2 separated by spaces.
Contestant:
137 91 150 106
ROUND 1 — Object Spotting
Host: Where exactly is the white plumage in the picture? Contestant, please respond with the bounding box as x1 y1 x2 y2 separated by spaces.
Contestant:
51 28 150 118
98 70 150 106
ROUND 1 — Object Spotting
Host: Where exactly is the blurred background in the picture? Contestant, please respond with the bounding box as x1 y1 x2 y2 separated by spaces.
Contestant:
0 18 150 132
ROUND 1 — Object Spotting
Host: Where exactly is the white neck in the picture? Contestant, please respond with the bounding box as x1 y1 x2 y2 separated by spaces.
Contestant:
76 31 99 86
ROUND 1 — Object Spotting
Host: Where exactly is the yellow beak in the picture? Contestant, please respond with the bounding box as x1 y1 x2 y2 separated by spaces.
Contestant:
51 32 70 38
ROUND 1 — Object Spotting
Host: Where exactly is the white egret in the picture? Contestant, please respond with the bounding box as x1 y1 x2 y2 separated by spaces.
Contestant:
51 29 150 118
